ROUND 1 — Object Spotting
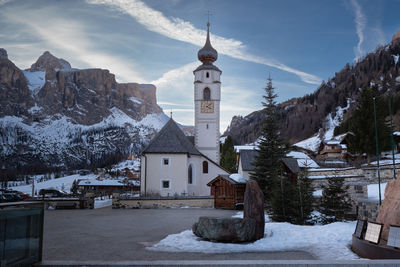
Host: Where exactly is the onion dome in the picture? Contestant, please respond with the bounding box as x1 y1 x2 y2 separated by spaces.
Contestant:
197 22 218 63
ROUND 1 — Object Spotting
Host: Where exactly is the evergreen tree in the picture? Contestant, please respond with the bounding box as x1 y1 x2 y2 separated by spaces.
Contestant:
270 172 298 222
320 176 352 224
250 76 288 200
220 135 237 173
293 168 314 225
348 86 391 163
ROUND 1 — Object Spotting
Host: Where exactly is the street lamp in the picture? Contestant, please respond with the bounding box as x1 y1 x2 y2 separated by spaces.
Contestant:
373 97 382 206
388 89 397 179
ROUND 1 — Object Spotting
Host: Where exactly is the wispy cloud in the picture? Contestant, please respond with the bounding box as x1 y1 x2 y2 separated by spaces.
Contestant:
87 0 322 85
350 0 366 61
0 0 12 6
2 7 144 83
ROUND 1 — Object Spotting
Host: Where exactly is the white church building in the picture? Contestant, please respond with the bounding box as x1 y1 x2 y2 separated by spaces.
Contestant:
140 23 229 197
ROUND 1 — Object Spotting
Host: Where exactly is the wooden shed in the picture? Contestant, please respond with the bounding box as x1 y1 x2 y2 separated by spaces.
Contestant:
207 175 247 210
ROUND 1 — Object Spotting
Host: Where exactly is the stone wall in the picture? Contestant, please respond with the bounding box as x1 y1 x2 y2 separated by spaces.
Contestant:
112 193 214 209
357 198 380 221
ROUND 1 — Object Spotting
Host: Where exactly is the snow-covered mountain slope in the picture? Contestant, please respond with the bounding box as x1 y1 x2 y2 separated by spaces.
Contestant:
294 99 351 152
0 49 169 171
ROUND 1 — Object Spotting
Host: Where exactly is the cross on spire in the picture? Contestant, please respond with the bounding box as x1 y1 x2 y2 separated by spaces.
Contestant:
206 10 212 27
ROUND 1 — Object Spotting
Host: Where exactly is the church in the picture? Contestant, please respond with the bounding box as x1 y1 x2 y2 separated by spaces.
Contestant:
140 23 229 197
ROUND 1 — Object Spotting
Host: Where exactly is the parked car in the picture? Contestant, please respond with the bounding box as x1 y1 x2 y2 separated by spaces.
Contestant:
39 189 66 198
0 192 23 202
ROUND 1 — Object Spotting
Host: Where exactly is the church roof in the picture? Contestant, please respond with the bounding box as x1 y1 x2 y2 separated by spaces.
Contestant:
142 119 201 155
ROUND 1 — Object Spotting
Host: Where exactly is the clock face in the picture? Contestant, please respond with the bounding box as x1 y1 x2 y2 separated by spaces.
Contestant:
201 101 214 113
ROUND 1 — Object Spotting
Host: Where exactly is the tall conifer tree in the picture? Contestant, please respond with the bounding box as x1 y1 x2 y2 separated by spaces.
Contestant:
348 86 391 163
220 135 237 173
250 76 288 200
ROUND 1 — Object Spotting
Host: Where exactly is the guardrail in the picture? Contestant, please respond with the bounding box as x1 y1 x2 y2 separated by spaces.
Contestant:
0 201 44 266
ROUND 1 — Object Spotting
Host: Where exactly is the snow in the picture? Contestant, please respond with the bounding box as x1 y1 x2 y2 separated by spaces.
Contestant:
295 100 351 153
308 174 361 180
28 104 43 114
111 158 140 172
77 179 125 186
313 189 322 197
363 159 400 166
368 182 387 201
287 151 319 168
229 173 247 183
220 136 227 144
128 97 142 104
10 173 97 195
393 55 399 65
22 70 45 95
294 135 320 152
396 76 400 84
0 108 169 158
94 197 112 209
149 216 358 260
234 145 257 152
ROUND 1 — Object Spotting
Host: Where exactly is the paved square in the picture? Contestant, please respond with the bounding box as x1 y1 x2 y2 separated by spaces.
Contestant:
43 207 315 262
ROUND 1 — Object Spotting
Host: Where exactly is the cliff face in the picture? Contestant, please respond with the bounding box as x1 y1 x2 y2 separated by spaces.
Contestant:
0 50 167 172
0 48 33 117
225 35 400 145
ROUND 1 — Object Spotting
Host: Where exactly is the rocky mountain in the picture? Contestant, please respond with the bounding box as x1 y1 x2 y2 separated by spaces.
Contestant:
225 31 400 147
0 49 168 173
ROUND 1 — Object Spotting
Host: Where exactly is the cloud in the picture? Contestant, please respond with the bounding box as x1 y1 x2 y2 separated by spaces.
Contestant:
350 0 366 61
2 7 144 83
0 0 12 6
86 0 322 85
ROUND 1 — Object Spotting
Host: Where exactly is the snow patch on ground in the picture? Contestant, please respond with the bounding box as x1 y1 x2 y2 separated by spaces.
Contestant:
22 70 45 95
149 220 358 260
94 197 112 209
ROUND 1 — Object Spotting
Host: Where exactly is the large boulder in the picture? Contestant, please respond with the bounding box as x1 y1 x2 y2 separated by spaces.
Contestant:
193 217 256 243
244 179 265 240
376 178 400 241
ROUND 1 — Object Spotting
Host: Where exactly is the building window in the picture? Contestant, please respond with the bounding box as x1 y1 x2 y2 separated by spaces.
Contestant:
162 180 170 189
206 124 209 129
203 87 210 100
206 72 209 78
188 164 193 184
163 158 169 165
203 161 208 173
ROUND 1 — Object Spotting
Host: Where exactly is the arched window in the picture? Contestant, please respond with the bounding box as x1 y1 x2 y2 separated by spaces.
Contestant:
188 164 193 184
202 161 208 173
203 87 210 100
206 72 209 78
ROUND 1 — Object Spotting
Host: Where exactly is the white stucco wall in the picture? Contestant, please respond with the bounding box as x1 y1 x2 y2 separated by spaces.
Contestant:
237 160 251 180
187 155 228 196
140 154 187 197
141 153 228 197
194 68 221 163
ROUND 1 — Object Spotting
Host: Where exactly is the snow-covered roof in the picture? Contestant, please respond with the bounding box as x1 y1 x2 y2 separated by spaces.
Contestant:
234 145 257 153
229 174 247 183
325 140 340 145
287 151 319 168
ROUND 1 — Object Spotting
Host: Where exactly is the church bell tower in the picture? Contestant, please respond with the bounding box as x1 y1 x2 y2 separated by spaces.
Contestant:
194 22 221 163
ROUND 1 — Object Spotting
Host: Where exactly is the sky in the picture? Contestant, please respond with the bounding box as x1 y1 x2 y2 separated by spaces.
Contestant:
0 0 399 132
